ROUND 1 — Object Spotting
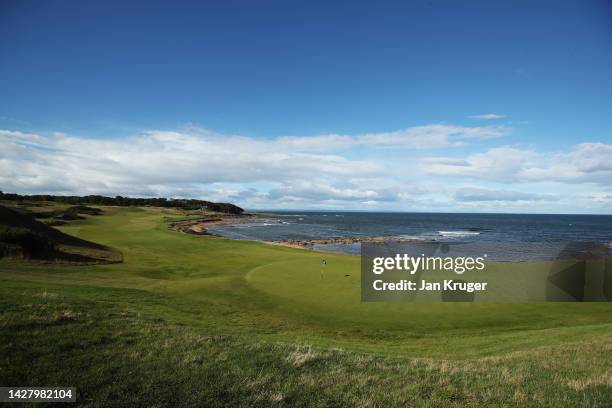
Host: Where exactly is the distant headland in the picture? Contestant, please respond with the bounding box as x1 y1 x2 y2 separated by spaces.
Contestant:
0 191 244 215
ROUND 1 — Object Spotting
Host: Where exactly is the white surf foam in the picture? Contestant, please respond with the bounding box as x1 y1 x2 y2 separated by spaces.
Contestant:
438 230 481 237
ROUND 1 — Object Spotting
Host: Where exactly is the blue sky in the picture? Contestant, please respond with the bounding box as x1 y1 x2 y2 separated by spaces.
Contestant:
1 1 611 213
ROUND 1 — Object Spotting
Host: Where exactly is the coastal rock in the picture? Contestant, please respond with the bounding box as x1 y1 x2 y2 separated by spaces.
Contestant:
270 236 422 247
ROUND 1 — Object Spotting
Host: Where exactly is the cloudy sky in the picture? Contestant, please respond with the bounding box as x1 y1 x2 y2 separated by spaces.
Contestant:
1 1 611 213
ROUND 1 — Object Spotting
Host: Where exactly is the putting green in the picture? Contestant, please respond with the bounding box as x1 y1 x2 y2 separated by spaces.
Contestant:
246 258 612 336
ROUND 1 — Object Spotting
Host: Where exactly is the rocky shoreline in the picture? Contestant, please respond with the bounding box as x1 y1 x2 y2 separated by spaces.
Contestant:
269 236 423 249
167 215 251 235
168 215 425 248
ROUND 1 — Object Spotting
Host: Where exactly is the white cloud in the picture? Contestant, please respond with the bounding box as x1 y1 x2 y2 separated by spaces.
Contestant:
0 126 610 212
422 147 538 183
579 192 612 204
454 187 555 203
277 124 509 150
422 143 612 186
0 124 506 197
0 129 381 193
467 113 506 120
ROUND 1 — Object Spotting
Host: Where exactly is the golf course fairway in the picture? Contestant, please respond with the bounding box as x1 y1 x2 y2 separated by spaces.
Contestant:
1 206 611 406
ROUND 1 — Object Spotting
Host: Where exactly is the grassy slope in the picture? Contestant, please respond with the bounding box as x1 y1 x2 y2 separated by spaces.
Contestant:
1 206 610 406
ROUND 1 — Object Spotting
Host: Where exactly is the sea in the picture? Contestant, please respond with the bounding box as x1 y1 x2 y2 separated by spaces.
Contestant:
207 212 612 261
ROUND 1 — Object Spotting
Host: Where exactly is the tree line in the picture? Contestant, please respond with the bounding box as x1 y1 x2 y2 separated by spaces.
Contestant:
0 191 244 214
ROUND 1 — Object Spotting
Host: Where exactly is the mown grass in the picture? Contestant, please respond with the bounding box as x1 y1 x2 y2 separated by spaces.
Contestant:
0 206 610 406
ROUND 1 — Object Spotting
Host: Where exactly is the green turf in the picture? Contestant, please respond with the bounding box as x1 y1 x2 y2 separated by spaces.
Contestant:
1 206 610 406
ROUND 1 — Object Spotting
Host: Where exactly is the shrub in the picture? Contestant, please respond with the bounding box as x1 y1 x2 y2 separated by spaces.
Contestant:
0 226 55 258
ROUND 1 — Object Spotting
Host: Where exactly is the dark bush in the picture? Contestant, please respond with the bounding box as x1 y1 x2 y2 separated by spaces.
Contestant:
68 205 103 215
0 242 23 258
0 226 55 258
